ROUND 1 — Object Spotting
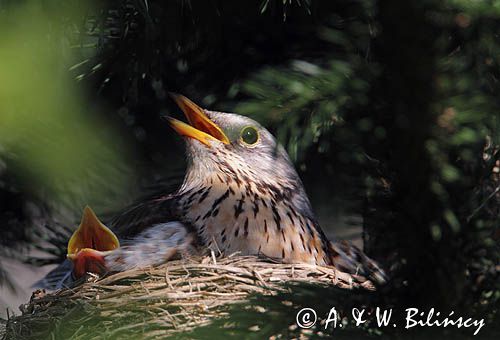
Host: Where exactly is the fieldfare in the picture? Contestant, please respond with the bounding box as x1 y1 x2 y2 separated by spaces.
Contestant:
41 95 386 288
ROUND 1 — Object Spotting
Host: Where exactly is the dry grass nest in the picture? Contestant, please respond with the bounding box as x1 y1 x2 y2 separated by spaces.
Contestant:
4 254 376 339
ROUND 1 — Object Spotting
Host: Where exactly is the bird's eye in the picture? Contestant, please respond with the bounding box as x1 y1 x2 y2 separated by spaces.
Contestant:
240 126 259 145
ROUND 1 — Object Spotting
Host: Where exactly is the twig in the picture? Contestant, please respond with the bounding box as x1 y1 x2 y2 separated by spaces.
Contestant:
467 184 500 223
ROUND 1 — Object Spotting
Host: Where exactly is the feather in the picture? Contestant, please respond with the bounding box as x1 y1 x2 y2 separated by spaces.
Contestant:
33 259 74 290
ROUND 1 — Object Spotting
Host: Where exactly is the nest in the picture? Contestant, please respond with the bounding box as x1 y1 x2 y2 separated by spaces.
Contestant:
4 254 375 339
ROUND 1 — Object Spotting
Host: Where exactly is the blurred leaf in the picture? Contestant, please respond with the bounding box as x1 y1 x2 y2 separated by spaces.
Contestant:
0 2 135 212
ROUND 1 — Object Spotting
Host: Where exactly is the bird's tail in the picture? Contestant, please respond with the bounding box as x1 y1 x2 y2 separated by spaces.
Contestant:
328 240 388 286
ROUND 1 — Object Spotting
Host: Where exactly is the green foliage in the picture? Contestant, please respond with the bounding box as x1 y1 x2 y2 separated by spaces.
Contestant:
0 1 134 211
234 9 374 163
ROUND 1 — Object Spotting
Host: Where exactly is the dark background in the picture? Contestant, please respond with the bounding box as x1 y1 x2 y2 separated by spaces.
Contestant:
0 0 498 338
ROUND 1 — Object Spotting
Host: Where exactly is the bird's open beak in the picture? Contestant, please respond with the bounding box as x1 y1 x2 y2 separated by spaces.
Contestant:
67 206 120 277
167 94 230 146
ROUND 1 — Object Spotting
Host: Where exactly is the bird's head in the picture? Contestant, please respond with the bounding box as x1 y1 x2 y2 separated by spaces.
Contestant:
168 95 313 220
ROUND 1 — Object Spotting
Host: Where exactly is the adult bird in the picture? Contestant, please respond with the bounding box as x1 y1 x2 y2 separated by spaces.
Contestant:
40 95 386 289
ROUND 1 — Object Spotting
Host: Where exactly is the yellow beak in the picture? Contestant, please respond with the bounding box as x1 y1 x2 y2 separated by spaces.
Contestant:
67 206 120 260
168 94 230 146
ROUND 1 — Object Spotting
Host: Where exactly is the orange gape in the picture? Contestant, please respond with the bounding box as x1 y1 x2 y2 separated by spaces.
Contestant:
70 248 107 278
66 206 120 279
